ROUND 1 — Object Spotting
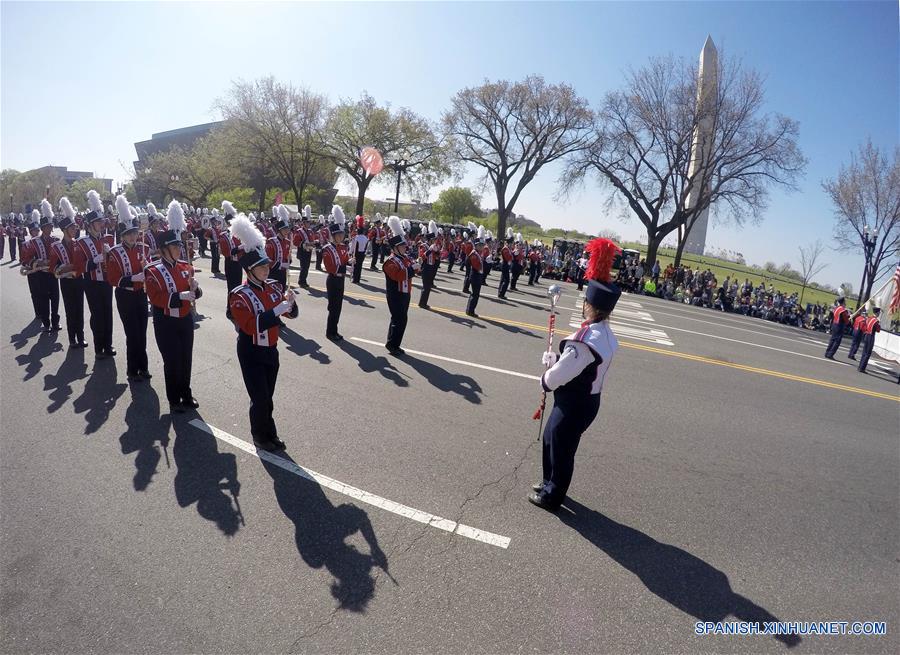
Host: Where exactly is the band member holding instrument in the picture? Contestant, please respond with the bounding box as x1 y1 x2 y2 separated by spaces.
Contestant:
108 195 152 381
73 190 116 359
21 201 61 333
50 198 87 348
293 205 315 288
220 201 244 301
265 204 293 288
322 206 350 342
465 227 486 317
144 226 202 413
228 213 298 452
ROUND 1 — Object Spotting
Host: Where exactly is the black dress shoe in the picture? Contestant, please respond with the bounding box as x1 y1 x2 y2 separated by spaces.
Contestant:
253 437 279 452
139 370 153 379
532 482 546 493
42 325 52 334
95 351 109 360
181 396 200 409
387 347 405 356
76 340 89 349
50 325 62 332
326 333 343 342
105 348 117 357
127 371 143 381
527 492 560 512
270 436 286 450
418 304 430 309
465 311 478 318
170 404 185 414
847 356 856 361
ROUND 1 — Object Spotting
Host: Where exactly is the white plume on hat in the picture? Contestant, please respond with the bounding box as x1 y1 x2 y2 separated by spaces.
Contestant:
277 204 290 223
221 200 236 217
375 212 383 222
59 197 76 220
30 209 40 225
387 215 404 238
477 225 486 241
462 230 468 238
303 204 311 219
331 205 345 228
211 208 219 217
428 220 437 236
400 218 411 233
506 227 513 239
450 228 456 236
467 221 477 232
40 198 53 219
115 195 132 224
147 202 159 219
180 202 188 214
86 189 103 214
229 213 265 254
166 199 186 233
248 212 256 221
515 232 522 242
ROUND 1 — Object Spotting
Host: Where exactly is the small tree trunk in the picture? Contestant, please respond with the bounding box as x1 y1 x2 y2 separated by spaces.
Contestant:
673 234 688 268
355 176 371 216
645 229 660 269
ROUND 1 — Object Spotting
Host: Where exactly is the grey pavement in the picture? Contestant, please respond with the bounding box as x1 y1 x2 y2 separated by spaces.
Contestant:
1 254 898 654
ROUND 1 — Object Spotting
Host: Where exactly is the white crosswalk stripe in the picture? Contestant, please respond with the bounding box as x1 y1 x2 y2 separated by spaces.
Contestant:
569 294 674 346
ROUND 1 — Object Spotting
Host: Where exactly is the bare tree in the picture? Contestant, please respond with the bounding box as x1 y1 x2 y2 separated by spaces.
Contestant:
443 76 593 240
322 93 450 215
823 139 900 304
559 54 806 267
797 239 829 304
219 77 328 207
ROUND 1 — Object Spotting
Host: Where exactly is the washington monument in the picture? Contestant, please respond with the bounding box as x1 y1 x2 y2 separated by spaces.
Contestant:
683 36 718 256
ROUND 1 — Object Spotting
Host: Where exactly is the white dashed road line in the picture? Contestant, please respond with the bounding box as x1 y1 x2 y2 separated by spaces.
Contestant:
189 419 512 549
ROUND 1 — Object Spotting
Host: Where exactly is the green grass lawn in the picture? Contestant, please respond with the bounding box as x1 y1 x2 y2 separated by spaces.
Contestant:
620 242 840 307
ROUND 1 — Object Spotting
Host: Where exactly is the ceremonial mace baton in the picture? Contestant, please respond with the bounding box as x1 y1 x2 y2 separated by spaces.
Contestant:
532 284 563 441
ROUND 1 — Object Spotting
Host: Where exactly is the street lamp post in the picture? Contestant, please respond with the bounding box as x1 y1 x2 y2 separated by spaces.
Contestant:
856 225 879 308
393 159 408 213
8 194 13 214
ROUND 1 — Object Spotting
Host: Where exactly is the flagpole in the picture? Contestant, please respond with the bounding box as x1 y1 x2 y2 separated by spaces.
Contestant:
850 266 898 319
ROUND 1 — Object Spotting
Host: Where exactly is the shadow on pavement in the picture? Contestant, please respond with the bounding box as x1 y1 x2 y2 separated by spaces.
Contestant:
429 309 487 330
14 331 63 381
280 330 331 365
260 452 390 612
172 414 244 537
71 359 127 434
400 354 483 404
337 339 409 387
478 316 542 339
9 318 42 350
559 499 801 649
43 346 89 413
119 383 172 491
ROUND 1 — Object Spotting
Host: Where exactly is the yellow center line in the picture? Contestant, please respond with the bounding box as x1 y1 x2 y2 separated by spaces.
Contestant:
305 286 900 403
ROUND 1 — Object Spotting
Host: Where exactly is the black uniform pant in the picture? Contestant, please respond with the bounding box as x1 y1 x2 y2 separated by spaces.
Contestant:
8 235 16 260
847 330 864 358
60 277 85 344
352 252 365 283
369 244 384 270
386 290 410 349
858 333 876 372
84 279 113 354
0 235 4 259
498 262 511 297
298 248 312 285
446 253 456 273
315 247 323 271
198 232 207 256
271 267 287 289
34 271 60 327
26 273 40 318
152 309 194 405
541 393 601 504
466 275 482 314
326 274 344 336
825 323 844 358
237 336 280 441
528 262 538 285
419 264 436 307
463 259 472 293
483 263 492 286
511 263 522 290
210 240 221 273
115 287 149 375
225 258 242 293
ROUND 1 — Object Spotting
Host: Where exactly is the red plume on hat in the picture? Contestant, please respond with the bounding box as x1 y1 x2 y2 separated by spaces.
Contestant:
584 238 620 283
356 215 365 229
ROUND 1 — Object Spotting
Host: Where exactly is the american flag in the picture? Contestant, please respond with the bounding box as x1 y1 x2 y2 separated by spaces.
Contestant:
890 265 900 313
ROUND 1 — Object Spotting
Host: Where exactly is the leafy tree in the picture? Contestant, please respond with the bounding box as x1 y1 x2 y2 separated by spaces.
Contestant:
432 187 481 222
444 76 592 242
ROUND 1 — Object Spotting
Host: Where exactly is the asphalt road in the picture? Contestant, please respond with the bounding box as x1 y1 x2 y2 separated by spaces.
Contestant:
1 251 898 654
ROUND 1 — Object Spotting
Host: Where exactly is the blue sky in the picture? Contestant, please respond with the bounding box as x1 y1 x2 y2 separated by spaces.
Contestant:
2 1 897 288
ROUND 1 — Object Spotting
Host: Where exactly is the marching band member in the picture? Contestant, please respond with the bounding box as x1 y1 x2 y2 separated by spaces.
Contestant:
227 214 298 451
417 220 440 309
19 213 43 320
497 227 514 299
208 213 223 275
530 238 621 512
293 205 314 288
221 200 244 301
482 230 494 286
322 206 350 341
265 204 293 288
857 307 882 374
350 215 368 283
50 198 87 348
367 213 387 271
22 202 61 332
465 226 485 317
145 203 164 260
144 225 202 413
0 215 6 260
445 228 458 273
824 296 850 359
511 233 525 291
315 214 329 271
383 215 418 355
107 195 152 381
73 190 116 359
462 222 476 293
527 240 542 286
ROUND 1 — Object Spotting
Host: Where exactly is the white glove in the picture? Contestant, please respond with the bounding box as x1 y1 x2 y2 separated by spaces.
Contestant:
131 272 145 283
189 277 198 291
412 262 421 271
102 243 111 253
273 300 292 316
284 290 296 306
179 291 196 301
93 254 105 264
541 351 559 367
